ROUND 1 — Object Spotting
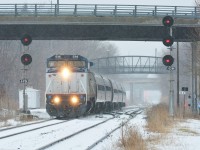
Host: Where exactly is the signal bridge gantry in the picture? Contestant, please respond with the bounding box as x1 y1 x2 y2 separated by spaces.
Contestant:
91 56 168 75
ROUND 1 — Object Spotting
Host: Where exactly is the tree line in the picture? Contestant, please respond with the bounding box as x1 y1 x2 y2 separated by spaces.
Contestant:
0 40 118 110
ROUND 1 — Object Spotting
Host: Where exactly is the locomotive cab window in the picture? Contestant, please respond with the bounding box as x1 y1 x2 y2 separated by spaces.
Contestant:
47 60 86 68
68 61 86 68
47 60 66 68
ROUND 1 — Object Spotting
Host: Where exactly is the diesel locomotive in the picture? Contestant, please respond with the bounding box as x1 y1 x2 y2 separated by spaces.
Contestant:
45 55 126 118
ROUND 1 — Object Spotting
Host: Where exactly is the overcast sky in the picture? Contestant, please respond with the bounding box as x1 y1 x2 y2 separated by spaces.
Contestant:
0 0 195 56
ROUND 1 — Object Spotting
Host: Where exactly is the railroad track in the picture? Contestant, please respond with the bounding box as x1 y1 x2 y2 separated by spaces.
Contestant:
0 119 69 139
0 118 54 132
36 117 114 150
37 109 142 150
0 114 114 150
0 108 142 150
86 109 143 150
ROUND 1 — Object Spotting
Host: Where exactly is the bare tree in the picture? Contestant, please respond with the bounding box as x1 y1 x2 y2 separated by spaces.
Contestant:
0 40 22 110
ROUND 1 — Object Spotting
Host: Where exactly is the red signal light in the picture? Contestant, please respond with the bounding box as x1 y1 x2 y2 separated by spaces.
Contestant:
163 36 174 47
165 39 171 44
162 16 174 27
21 54 32 65
164 19 171 26
166 59 170 63
24 38 29 43
21 34 32 46
162 55 174 66
166 20 170 24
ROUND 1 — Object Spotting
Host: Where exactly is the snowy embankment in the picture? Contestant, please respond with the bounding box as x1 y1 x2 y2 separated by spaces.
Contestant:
151 119 200 150
0 109 133 150
0 109 50 129
94 113 200 150
0 108 200 150
30 109 51 119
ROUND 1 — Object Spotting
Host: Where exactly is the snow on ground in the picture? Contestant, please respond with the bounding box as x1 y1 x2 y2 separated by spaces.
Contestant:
94 113 200 150
0 109 50 129
94 113 147 150
0 114 114 150
0 109 200 150
30 109 51 119
152 119 200 150
47 115 130 150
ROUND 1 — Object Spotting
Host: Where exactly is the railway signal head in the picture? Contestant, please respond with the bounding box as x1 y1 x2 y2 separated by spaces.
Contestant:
21 34 32 46
163 36 174 47
162 16 174 27
21 54 32 65
162 55 174 66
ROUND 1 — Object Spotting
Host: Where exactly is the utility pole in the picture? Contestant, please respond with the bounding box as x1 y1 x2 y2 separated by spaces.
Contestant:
194 43 198 114
22 65 28 113
177 42 180 108
57 0 59 14
192 42 198 114
169 27 174 116
192 43 194 112
22 65 26 113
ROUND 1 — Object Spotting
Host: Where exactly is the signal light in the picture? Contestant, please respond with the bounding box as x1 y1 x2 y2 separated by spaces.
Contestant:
162 55 174 66
162 36 174 47
21 54 32 65
21 34 32 46
162 16 174 27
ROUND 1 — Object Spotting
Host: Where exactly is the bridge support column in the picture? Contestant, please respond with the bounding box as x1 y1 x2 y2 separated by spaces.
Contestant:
130 83 144 105
130 83 134 105
139 88 144 104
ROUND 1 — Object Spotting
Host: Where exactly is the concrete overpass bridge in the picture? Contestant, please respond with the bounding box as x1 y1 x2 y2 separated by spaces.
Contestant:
0 4 199 41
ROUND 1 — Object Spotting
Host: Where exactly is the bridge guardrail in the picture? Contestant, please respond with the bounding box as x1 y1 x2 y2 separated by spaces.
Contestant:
0 4 199 18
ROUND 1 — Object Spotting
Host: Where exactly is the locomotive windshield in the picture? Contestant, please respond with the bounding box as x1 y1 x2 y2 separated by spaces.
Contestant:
47 60 86 68
68 60 86 68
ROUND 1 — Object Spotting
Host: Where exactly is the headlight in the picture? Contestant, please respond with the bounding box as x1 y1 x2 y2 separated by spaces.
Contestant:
53 96 61 104
70 96 79 106
61 67 70 79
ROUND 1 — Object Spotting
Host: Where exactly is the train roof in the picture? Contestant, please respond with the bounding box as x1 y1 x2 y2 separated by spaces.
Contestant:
47 55 89 62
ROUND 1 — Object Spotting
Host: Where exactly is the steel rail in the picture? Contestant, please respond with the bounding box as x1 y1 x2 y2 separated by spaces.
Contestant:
0 119 69 139
86 109 142 150
37 109 141 150
0 118 54 132
36 117 114 150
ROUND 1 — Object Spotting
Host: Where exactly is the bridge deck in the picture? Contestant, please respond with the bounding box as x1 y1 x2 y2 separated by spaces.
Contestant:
0 4 199 41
